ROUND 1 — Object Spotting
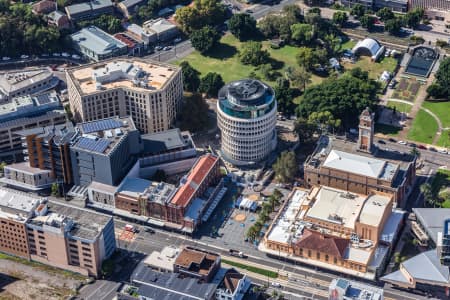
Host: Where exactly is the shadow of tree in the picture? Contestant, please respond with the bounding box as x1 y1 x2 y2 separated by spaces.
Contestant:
204 42 238 59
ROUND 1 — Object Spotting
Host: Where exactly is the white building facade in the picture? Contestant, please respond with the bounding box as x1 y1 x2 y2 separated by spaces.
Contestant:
217 79 277 166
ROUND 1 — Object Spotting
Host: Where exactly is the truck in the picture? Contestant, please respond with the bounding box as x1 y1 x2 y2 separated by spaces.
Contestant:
229 249 245 258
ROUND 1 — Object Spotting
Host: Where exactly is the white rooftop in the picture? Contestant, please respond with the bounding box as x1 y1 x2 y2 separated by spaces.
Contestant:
117 177 152 198
358 194 392 227
323 150 386 178
0 187 42 222
343 247 373 265
267 189 308 244
306 186 366 229
144 245 179 272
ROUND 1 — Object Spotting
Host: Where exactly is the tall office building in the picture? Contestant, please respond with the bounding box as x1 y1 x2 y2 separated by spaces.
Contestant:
66 58 183 134
217 79 277 166
70 116 141 186
0 91 66 162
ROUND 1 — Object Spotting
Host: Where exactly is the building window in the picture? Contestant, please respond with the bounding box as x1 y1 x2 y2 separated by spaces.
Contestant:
325 255 329 262
308 250 311 257
316 252 320 260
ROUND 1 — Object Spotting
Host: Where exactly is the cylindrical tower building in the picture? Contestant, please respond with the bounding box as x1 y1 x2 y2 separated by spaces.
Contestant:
217 79 277 166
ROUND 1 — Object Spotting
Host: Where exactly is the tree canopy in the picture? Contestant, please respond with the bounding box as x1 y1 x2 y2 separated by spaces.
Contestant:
175 0 226 33
180 61 200 92
0 2 62 56
199 72 224 97
296 68 379 129
228 13 257 41
239 41 270 66
403 8 424 29
350 4 365 18
190 26 220 53
384 18 402 35
290 23 314 45
180 93 210 132
273 151 297 183
274 77 295 115
78 15 122 34
427 57 450 99
332 11 348 27
376 7 395 22
359 14 376 30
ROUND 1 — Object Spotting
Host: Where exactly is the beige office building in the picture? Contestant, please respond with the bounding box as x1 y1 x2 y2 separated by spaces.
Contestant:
66 58 183 134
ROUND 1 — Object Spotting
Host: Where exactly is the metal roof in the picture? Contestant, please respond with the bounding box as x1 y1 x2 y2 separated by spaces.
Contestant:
81 118 123 133
413 208 450 243
75 137 111 153
71 26 127 56
323 150 386 178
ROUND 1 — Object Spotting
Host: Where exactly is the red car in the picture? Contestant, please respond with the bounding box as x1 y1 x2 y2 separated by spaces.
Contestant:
418 145 426 150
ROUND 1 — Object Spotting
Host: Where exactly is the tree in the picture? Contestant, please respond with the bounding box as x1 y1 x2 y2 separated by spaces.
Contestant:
175 0 226 34
190 26 220 54
332 11 348 27
305 11 322 27
180 93 210 132
324 34 341 56
296 47 314 70
360 14 376 30
273 151 297 183
294 118 317 143
296 72 379 129
308 111 341 134
228 13 257 41
274 77 294 115
0 161 6 173
180 61 200 92
403 8 423 29
283 4 303 24
78 15 122 34
239 41 270 66
420 183 434 207
286 66 311 91
427 57 450 98
384 18 402 35
51 182 60 197
290 23 314 45
376 7 395 22
259 63 278 81
350 4 365 19
199 72 224 97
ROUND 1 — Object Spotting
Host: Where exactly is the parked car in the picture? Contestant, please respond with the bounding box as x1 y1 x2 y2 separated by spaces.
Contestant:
398 140 407 145
245 9 253 13
72 54 80 59
428 147 437 152
388 79 397 89
388 138 397 143
2 57 10 61
163 46 172 51
144 227 155 233
408 143 417 148
418 145 427 150
52 53 61 57
377 140 386 144
20 54 29 59
438 149 448 154
155 46 163 51
174 38 182 43
41 53 49 57
61 52 70 57
271 282 281 288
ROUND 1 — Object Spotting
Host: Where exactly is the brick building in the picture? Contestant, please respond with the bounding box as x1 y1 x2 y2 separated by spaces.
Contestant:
304 108 416 208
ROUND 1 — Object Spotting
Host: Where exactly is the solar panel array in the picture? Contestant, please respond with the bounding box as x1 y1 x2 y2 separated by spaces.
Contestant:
76 137 111 153
81 119 123 134
34 93 55 105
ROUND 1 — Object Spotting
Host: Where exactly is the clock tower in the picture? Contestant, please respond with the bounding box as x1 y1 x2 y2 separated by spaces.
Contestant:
357 107 374 153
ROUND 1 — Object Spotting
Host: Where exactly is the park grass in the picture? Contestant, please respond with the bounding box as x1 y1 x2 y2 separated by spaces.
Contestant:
341 39 356 50
375 123 402 136
222 259 278 278
341 56 398 80
407 109 438 144
386 101 412 114
422 101 450 128
437 130 450 148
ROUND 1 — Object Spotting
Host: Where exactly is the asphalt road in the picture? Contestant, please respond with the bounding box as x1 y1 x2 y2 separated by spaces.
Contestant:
112 219 429 300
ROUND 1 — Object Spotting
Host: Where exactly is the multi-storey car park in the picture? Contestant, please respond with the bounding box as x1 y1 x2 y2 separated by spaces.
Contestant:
217 79 277 166
66 58 183 134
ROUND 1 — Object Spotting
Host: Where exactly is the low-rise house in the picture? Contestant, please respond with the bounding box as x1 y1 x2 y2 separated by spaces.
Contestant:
70 26 128 61
32 0 56 15
142 18 179 42
117 0 146 18
65 0 113 21
47 10 71 29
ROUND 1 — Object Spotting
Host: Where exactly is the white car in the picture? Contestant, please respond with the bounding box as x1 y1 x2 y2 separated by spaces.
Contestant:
20 55 29 59
2 57 10 61
52 53 61 57
174 38 182 43
438 149 448 154
271 282 281 288
398 141 407 145
61 52 70 57
41 53 49 57
72 54 81 59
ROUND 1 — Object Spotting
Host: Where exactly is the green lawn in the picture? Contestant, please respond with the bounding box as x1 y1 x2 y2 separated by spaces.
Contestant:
407 109 438 144
375 123 402 136
176 34 325 87
432 169 450 206
341 39 356 50
341 56 398 80
422 101 450 128
222 259 278 278
437 130 450 148
386 101 412 114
